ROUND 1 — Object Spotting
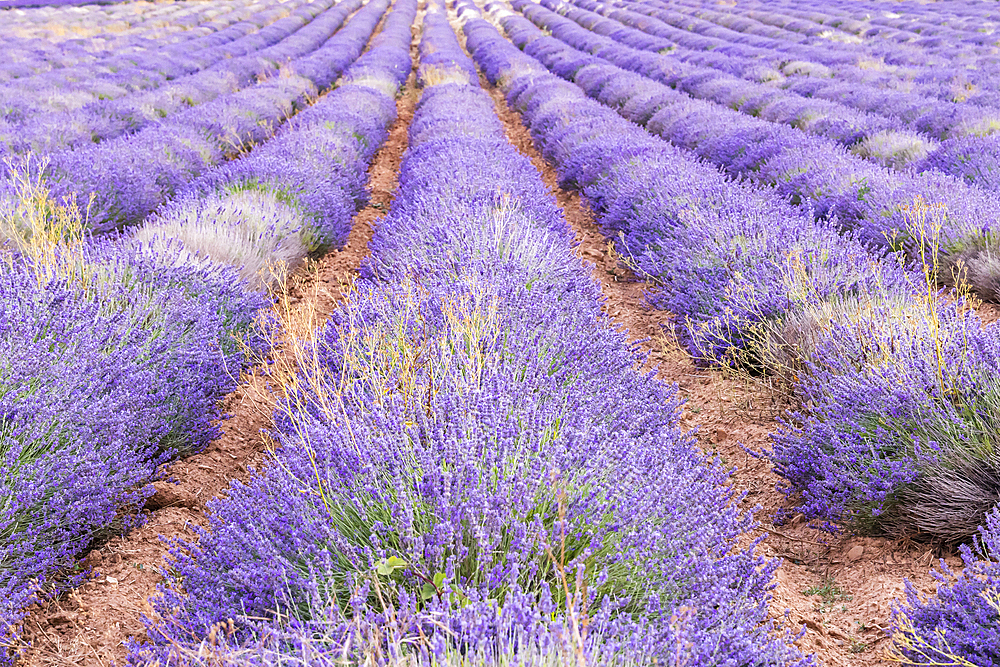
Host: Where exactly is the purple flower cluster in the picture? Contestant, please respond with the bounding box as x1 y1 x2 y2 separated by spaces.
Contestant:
0 240 267 665
14 0 390 233
131 3 807 665
891 508 1000 666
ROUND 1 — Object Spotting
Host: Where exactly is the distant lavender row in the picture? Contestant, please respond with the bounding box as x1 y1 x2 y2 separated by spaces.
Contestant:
596 0 1000 126
3 0 388 235
572 0 1000 145
694 0 1000 60
1 0 130 7
130 2 807 665
507 0 1000 303
0 0 236 64
560 0 1000 192
0 0 226 40
617 0 1000 104
0 0 344 154
0 0 250 40
558 0 999 166
1 0 406 659
662 0 1000 64
0 1 255 84
0 0 305 108
530 0 939 170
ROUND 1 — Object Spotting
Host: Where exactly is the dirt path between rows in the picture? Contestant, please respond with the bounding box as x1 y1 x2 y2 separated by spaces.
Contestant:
16 63 421 667
467 27 953 667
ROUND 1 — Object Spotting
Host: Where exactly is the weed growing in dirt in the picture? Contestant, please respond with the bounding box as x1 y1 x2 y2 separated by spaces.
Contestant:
802 577 851 613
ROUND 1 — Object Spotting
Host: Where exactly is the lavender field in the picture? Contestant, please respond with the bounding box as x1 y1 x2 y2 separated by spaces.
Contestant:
0 0 998 664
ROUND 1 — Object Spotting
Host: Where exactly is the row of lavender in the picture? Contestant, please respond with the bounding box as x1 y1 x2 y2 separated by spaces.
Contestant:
0 0 390 235
0 0 404 661
584 0 1000 123
0 0 230 42
0 0 299 114
1 0 345 156
506 0 1000 538
494 0 953 551
538 0 1000 199
470 3 1000 664
661 0 1000 70
692 0 999 50
0 0 234 67
1 0 167 8
127 3 807 665
610 0 1000 107
511 0 1000 310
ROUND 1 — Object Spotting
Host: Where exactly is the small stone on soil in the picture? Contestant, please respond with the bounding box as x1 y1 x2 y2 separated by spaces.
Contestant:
144 481 198 510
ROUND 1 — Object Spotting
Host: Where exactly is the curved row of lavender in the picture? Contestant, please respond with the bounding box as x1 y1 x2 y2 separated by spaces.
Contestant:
0 0 261 77
613 0 1000 106
0 0 301 112
127 3 808 665
507 0 1000 304
0 0 402 659
477 3 1000 663
546 0 1000 193
0 0 344 155
579 0 1000 141
0 0 388 235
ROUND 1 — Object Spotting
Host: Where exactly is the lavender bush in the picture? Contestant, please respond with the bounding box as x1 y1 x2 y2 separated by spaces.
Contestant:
890 508 1000 666
0 226 266 664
